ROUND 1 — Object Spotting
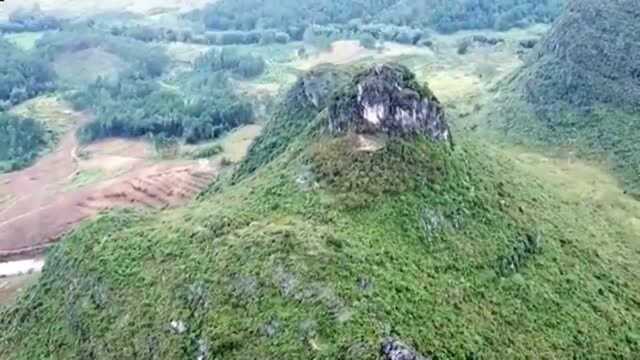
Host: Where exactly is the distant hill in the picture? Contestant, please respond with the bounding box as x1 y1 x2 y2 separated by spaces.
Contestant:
492 0 640 193
518 0 640 116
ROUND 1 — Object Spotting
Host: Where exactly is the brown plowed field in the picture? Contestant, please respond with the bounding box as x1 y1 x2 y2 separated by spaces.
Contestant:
0 107 218 259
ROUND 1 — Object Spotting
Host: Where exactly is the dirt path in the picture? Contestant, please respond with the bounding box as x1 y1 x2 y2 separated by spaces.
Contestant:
0 105 218 259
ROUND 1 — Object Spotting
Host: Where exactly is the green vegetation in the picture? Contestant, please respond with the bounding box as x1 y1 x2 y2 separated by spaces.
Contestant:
0 39 55 109
358 33 377 49
187 144 224 159
2 65 639 358
108 23 293 46
237 65 350 178
9 96 79 140
35 30 170 79
3 32 45 51
70 70 253 144
66 169 108 191
488 95 640 195
2 2 639 358
196 0 564 37
0 113 48 172
53 48 128 86
382 0 564 32
151 134 180 158
489 0 640 194
195 48 266 79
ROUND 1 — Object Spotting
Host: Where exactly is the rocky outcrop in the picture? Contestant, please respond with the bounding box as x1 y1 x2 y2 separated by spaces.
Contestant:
380 338 432 360
286 65 350 110
329 64 449 141
519 0 640 116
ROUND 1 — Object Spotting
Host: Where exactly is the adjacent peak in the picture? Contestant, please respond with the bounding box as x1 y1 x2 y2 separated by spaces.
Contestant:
329 63 449 141
519 0 640 114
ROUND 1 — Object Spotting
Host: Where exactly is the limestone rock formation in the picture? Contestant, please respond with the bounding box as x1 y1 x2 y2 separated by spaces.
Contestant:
329 64 449 141
380 338 432 360
519 0 640 116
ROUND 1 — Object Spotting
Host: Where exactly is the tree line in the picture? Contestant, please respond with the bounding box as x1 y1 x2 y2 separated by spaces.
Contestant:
195 0 564 36
107 24 291 46
0 5 62 33
0 112 48 173
0 39 56 109
70 68 254 144
35 30 170 78
194 48 266 79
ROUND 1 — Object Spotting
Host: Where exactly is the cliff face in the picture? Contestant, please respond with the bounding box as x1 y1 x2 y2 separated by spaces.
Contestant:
329 64 449 141
519 0 640 117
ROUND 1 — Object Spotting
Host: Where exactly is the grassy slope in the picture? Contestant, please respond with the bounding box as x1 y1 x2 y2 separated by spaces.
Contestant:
2 77 640 358
479 83 640 195
3 32 45 51
53 48 128 86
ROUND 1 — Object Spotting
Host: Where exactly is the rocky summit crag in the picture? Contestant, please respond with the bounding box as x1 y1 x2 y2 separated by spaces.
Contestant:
329 64 449 141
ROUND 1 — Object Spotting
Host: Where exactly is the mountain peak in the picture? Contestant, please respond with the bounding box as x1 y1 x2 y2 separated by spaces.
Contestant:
328 63 449 141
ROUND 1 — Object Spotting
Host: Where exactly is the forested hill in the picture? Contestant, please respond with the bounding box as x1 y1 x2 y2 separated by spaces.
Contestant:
196 0 564 36
3 64 639 359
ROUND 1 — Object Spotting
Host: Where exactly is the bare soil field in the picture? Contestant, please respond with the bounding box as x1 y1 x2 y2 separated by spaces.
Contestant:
0 100 219 259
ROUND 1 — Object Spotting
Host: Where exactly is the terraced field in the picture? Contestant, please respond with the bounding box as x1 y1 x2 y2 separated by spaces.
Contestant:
0 100 220 259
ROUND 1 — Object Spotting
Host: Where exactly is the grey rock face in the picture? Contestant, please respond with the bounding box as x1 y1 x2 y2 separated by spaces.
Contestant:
380 338 432 360
329 64 449 141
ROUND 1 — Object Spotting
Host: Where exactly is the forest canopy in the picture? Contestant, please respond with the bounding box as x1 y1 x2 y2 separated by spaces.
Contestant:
196 0 564 36
0 112 48 172
71 71 254 144
0 39 56 109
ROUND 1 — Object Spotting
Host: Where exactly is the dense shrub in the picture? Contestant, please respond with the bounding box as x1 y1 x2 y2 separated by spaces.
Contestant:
197 0 397 37
0 39 55 108
106 24 292 46
457 40 471 55
196 0 564 36
303 26 338 50
195 48 266 79
0 113 48 172
70 71 253 144
359 33 377 49
381 0 564 33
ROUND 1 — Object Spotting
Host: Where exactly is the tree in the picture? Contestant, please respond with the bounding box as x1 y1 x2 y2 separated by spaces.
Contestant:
359 33 377 49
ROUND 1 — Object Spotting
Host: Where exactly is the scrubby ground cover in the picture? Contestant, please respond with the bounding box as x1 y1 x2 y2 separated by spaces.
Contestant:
2 65 639 359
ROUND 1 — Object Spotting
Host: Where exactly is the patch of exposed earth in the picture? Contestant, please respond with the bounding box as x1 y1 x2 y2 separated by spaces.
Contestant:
0 100 220 259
